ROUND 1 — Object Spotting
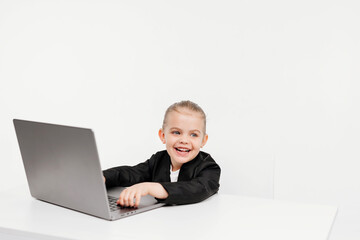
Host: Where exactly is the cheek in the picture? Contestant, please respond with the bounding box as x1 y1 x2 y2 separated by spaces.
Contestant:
192 140 203 149
165 137 175 146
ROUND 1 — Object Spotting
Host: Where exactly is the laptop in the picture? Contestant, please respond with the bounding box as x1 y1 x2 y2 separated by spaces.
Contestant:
13 119 165 220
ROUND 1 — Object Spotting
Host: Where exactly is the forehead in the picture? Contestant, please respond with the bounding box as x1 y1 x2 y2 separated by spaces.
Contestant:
165 109 205 129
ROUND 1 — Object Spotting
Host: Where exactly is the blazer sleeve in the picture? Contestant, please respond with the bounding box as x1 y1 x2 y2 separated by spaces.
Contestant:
103 160 152 188
158 156 221 205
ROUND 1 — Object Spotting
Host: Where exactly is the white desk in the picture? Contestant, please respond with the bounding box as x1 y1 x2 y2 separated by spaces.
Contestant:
0 186 337 240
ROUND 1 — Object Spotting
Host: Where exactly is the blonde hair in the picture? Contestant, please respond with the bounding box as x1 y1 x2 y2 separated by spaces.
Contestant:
162 100 207 133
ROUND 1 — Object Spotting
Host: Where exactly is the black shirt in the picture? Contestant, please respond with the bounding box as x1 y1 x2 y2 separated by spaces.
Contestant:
103 150 221 205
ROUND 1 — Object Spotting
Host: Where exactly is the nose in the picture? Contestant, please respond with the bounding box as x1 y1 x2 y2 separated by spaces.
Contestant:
179 136 189 144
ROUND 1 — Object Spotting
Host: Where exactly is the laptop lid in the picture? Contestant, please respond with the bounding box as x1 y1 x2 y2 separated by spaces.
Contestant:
13 119 164 220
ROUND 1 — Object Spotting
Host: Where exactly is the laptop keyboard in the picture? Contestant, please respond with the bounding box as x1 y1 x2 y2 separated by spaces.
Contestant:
108 195 121 211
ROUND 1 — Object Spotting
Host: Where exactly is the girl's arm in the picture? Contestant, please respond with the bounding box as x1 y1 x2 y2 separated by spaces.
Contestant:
103 160 152 188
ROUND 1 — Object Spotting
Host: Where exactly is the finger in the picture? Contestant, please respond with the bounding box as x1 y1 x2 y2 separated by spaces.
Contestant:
134 193 141 208
118 190 126 206
123 190 131 206
126 189 136 207
128 191 136 207
117 196 123 206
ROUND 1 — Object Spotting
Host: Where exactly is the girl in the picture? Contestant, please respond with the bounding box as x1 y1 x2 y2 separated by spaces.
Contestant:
103 100 220 207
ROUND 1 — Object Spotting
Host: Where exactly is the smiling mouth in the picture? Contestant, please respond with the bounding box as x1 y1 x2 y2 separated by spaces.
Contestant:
175 147 191 153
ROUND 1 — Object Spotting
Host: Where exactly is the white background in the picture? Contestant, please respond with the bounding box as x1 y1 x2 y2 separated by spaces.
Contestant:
0 0 359 239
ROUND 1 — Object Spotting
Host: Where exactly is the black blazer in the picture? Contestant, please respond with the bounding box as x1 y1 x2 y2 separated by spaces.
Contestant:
103 150 221 205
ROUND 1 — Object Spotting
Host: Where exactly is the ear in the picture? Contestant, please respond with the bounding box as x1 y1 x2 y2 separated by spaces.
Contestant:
158 128 166 144
201 134 208 148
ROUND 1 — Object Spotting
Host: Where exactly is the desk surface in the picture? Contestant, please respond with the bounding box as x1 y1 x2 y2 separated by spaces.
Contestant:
0 186 337 240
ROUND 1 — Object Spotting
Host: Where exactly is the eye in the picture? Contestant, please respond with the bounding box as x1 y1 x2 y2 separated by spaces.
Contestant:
172 131 180 135
190 133 198 137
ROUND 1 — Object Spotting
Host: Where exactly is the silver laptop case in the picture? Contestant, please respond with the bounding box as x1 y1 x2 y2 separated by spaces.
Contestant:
13 119 164 220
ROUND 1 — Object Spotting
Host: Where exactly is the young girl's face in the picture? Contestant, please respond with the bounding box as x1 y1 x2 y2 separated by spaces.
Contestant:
158 108 208 171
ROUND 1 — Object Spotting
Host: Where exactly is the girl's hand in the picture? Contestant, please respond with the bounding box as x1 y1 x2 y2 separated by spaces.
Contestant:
117 182 168 208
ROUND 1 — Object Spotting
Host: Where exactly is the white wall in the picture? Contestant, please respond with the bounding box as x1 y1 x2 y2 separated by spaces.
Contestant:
1 0 359 239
